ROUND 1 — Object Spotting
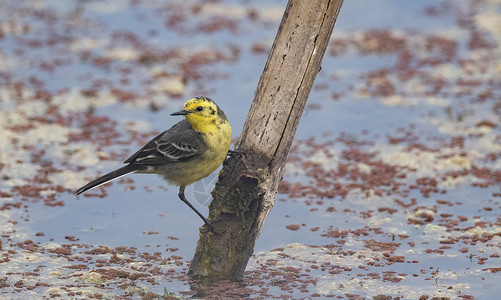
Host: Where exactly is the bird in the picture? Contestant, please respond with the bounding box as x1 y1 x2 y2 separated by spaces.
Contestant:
75 97 232 232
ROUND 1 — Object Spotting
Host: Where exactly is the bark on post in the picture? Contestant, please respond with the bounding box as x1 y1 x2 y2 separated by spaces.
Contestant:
189 0 344 280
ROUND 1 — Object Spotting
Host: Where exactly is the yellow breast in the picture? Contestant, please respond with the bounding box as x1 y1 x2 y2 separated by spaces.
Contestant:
197 120 232 175
158 119 231 187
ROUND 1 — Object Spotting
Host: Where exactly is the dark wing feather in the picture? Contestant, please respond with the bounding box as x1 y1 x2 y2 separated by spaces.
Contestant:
124 119 204 165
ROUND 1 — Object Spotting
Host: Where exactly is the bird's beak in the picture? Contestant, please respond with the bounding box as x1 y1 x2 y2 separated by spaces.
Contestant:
171 109 189 116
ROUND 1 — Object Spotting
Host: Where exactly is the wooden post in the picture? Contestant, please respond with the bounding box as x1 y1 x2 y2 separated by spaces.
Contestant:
189 0 344 280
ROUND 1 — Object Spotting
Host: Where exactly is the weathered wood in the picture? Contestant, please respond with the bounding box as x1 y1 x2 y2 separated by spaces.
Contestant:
189 0 344 280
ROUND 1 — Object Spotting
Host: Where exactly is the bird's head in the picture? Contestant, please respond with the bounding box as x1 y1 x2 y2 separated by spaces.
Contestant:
171 97 227 130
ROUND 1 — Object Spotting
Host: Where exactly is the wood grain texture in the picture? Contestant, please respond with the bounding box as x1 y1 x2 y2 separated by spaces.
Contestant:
189 0 344 281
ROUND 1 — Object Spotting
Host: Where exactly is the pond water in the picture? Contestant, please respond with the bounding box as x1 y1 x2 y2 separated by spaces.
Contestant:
1 0 500 299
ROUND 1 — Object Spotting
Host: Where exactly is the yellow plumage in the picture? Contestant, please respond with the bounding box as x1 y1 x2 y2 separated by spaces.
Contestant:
75 97 232 232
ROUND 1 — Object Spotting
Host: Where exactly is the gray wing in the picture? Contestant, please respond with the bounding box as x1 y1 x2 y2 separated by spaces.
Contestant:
124 119 204 165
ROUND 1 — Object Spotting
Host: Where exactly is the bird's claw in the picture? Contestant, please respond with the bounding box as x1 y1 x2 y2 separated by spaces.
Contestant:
227 149 245 157
200 222 215 234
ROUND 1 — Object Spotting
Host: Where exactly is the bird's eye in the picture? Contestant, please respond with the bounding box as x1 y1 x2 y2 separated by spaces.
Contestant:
196 106 203 111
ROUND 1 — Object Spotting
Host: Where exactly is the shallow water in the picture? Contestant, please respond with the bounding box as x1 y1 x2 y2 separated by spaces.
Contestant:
1 0 500 298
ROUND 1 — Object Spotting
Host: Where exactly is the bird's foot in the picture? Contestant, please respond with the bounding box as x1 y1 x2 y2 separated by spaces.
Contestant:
199 217 226 234
200 221 215 234
227 149 245 157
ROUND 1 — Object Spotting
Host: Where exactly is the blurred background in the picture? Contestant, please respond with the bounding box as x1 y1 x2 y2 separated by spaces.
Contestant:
0 0 500 298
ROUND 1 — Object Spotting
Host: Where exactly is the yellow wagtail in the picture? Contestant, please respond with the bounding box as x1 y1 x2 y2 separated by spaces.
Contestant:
75 97 232 232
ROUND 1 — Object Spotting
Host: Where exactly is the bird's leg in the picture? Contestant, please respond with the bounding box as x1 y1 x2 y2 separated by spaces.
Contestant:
178 186 214 232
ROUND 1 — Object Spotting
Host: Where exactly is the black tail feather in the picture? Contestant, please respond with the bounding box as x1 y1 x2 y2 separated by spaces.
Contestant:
75 164 146 195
